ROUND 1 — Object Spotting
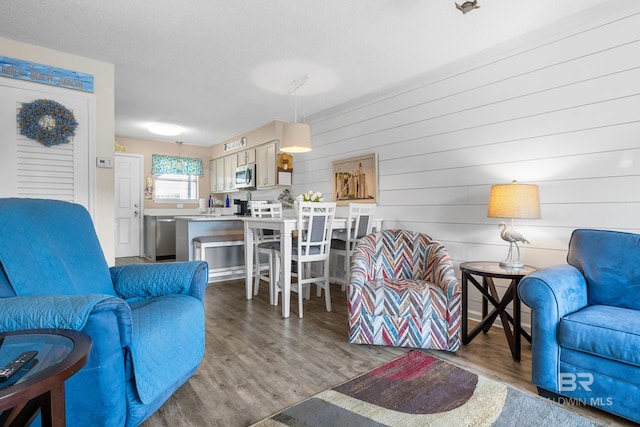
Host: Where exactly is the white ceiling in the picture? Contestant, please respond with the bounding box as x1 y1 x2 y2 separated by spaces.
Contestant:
0 0 613 146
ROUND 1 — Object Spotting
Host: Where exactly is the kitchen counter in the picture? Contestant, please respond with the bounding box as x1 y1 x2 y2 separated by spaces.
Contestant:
175 216 245 282
145 207 236 217
174 214 241 221
144 208 200 216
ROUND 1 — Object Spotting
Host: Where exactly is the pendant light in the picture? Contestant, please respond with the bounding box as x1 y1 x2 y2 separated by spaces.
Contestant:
281 74 312 153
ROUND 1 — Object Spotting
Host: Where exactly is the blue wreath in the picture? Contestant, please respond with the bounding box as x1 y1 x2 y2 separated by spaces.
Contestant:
17 99 78 147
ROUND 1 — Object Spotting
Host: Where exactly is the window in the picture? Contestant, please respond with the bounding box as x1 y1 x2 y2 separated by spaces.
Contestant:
154 174 199 201
150 154 204 202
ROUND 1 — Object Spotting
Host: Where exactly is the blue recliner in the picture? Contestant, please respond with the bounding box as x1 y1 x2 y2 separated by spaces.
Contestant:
518 228 640 424
0 198 208 426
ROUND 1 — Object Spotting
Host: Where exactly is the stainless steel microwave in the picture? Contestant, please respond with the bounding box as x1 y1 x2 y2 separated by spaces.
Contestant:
235 164 256 189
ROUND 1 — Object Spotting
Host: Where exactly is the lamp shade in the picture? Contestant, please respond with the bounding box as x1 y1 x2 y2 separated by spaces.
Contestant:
487 180 540 219
280 122 312 153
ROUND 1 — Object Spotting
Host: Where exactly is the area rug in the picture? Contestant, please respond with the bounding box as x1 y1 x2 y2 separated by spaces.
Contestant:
252 350 602 427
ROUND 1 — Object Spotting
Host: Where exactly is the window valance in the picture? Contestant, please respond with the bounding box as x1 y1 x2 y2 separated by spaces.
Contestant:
151 154 204 176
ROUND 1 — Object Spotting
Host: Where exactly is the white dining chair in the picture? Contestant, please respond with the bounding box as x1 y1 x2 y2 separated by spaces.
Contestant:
329 203 376 291
251 202 282 304
272 201 336 318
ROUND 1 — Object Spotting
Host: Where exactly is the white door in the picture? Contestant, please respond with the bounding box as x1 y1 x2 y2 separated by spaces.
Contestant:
115 154 143 257
0 81 94 213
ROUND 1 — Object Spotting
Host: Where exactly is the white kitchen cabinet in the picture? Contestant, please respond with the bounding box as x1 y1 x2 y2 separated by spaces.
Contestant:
237 148 256 166
224 154 238 191
209 159 217 192
215 157 225 192
256 141 277 188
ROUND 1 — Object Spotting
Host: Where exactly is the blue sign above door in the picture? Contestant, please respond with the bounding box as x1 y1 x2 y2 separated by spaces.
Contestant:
0 55 94 93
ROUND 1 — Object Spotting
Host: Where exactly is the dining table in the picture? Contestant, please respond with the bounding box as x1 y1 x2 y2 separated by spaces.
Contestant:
243 215 383 318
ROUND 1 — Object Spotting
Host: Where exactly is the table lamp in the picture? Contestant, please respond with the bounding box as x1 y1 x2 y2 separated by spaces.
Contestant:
487 180 540 268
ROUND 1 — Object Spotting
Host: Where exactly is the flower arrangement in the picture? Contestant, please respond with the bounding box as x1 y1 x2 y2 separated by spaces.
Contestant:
297 191 324 203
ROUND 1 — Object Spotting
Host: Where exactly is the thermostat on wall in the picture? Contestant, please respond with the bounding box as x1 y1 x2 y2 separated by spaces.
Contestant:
96 157 114 168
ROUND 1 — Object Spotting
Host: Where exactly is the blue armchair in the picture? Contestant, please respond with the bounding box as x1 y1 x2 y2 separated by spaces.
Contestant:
0 198 208 426
518 229 640 424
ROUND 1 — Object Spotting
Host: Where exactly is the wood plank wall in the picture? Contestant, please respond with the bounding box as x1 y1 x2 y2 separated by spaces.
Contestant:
292 3 640 327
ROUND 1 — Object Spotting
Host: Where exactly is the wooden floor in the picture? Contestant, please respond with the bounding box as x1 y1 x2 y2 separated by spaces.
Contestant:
124 265 632 426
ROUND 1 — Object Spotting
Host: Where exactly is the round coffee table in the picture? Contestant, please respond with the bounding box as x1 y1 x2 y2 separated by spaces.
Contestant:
0 329 91 427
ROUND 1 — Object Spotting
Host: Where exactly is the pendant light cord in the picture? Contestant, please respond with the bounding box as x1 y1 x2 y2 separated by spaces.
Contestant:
288 74 308 124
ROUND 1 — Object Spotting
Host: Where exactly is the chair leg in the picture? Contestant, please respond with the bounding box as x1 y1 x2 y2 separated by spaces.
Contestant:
342 250 350 292
323 259 332 312
298 284 304 318
298 289 304 318
305 263 312 300
329 250 348 291
272 253 334 318
282 258 290 317
324 279 332 312
329 251 338 285
315 261 322 297
268 250 276 305
296 260 304 318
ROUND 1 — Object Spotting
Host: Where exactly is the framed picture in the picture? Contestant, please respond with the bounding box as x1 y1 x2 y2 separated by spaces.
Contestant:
332 153 378 206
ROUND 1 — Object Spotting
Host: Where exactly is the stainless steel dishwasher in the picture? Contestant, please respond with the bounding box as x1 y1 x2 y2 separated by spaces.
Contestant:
144 215 176 260
155 216 176 259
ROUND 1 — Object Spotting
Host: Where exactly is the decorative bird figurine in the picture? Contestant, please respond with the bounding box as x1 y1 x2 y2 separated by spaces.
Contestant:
456 0 480 14
498 222 529 268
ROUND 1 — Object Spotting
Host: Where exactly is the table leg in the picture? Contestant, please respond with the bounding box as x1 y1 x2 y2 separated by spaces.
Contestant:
513 278 521 362
463 274 502 343
482 277 491 333
244 222 254 300
39 383 66 427
0 401 30 426
483 277 521 361
462 271 468 344
0 384 66 427
512 277 531 345
490 278 518 360
460 265 529 362
482 276 488 319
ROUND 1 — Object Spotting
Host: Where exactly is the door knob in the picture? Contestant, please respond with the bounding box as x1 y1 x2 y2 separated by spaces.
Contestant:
134 210 139 217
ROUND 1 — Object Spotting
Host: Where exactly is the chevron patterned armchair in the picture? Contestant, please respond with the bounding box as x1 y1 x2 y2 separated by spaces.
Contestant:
348 229 461 351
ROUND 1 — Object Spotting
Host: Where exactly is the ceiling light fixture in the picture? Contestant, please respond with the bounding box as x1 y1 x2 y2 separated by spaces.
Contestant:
455 1 480 14
148 123 183 136
280 74 312 154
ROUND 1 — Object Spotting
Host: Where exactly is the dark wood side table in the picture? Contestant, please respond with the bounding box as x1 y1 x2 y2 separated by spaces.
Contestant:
0 329 91 427
460 261 535 362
